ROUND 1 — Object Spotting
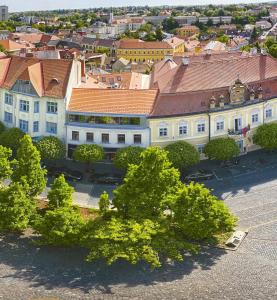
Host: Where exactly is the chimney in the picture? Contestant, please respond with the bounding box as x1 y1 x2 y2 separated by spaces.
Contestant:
182 56 190 66
80 59 86 83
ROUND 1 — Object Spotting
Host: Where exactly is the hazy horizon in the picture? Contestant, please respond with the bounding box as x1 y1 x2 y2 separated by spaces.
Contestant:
5 0 276 13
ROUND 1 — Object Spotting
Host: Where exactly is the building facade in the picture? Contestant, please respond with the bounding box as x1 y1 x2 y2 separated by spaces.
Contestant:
0 6 8 22
117 39 174 63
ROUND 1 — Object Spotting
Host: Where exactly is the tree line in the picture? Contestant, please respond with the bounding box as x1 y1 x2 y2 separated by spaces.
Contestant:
0 123 239 269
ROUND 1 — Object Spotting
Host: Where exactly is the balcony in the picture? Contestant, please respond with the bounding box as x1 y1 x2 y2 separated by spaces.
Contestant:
228 126 250 137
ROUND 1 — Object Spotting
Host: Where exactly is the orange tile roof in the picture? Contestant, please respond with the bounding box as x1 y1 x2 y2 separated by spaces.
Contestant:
151 53 277 93
150 53 277 117
118 39 172 50
0 39 27 51
68 88 158 115
0 56 72 99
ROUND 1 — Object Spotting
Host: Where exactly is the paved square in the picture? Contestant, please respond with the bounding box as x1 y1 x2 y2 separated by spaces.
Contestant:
0 166 277 299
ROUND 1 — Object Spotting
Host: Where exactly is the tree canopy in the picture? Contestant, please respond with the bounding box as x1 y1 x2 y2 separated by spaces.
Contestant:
36 136 65 160
165 141 200 170
204 138 240 161
0 145 12 182
0 121 5 134
113 146 144 170
73 144 104 164
12 135 47 197
253 123 277 150
0 128 25 154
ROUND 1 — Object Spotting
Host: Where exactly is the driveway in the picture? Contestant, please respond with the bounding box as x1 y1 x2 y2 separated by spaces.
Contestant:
0 155 277 299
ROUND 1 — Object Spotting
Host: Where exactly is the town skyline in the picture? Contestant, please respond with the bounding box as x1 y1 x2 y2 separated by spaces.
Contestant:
6 0 276 12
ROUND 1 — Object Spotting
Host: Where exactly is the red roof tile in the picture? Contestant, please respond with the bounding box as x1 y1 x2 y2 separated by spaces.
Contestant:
68 88 158 115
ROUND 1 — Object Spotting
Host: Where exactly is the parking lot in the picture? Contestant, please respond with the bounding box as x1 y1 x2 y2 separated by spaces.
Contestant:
1 151 277 299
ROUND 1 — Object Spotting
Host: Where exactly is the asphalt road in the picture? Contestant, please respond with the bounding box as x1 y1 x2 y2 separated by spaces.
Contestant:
0 161 277 299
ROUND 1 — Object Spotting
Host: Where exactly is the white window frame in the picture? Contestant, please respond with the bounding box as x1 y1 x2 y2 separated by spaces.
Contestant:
197 122 205 133
47 102 58 114
159 127 168 137
265 107 272 119
251 113 259 124
20 100 29 112
5 93 13 105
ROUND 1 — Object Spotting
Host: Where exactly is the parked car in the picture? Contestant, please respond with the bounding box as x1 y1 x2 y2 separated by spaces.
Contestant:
47 166 83 182
184 169 214 182
221 158 240 168
95 175 123 185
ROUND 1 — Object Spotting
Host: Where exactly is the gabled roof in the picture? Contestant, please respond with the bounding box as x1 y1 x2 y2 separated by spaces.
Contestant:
0 56 73 99
118 39 172 50
68 88 158 115
0 39 27 51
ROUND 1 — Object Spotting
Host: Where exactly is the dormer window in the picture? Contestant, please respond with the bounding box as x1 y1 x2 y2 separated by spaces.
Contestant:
12 80 37 96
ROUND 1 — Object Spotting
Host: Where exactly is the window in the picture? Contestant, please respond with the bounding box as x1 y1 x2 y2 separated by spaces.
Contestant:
4 111 12 123
134 134 142 144
102 133 109 144
33 121 39 132
47 102 57 114
118 134 125 144
252 113 259 124
20 100 29 112
46 122 57 134
19 119 28 133
197 123 205 133
179 125 187 135
216 121 224 131
159 127 168 137
86 132 94 142
197 144 205 154
34 101 39 113
72 131 79 141
265 108 272 119
5 93 13 105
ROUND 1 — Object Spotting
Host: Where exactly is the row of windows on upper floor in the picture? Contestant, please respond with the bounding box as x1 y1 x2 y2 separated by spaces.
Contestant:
5 93 58 114
71 131 142 145
4 112 58 134
158 110 273 137
117 50 171 55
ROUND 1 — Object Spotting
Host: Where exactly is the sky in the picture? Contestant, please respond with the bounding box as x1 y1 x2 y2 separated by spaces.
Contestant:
5 0 275 12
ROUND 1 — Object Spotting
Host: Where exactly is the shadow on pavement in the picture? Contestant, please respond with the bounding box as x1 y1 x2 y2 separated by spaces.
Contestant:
0 233 227 294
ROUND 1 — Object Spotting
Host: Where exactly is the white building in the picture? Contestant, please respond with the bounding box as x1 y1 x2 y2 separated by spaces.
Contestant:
66 89 158 158
0 56 81 142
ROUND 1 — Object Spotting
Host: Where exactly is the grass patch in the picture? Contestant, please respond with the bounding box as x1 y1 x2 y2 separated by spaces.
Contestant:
203 231 234 247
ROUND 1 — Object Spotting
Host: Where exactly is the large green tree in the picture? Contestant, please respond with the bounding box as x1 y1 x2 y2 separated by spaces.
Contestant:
172 183 237 240
36 136 65 160
0 181 35 232
165 141 200 170
82 216 197 269
47 174 74 209
12 135 47 197
34 175 84 246
204 138 240 161
253 123 277 150
0 127 25 154
73 144 104 164
113 146 144 170
0 121 5 134
269 44 277 59
113 147 181 219
0 145 12 182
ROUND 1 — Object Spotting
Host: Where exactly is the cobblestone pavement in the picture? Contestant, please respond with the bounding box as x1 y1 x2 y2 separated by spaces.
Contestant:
1 163 277 299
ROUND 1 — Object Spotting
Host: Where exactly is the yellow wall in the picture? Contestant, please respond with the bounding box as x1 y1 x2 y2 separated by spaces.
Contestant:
177 27 199 38
149 98 277 155
117 48 174 62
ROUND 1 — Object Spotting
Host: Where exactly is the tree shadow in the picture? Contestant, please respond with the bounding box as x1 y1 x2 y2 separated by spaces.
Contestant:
0 233 227 295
